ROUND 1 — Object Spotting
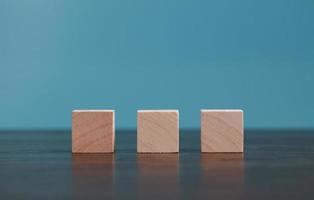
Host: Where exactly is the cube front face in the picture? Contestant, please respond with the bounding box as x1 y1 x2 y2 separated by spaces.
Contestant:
72 110 115 153
201 110 243 153
137 110 179 153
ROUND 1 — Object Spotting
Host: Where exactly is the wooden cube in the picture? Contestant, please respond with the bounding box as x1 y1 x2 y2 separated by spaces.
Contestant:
137 110 179 153
201 109 243 153
72 110 115 153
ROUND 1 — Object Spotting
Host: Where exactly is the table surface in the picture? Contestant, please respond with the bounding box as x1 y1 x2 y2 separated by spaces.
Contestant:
0 129 314 200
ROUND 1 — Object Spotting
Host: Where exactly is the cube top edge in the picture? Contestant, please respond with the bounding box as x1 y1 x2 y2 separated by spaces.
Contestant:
72 110 115 113
201 109 243 113
138 110 178 113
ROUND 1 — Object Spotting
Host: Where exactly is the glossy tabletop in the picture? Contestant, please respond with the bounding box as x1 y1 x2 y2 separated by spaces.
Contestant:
0 130 314 199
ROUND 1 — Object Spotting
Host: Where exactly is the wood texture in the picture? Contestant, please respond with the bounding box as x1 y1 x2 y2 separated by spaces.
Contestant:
72 110 115 153
2 130 314 199
201 110 243 153
137 110 179 153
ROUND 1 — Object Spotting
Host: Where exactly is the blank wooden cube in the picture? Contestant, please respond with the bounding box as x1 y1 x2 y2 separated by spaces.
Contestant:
137 110 179 153
72 110 115 153
201 109 243 153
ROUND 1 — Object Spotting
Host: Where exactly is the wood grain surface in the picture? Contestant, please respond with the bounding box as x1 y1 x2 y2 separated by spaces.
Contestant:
72 110 115 153
137 110 179 153
201 109 243 152
1 130 314 199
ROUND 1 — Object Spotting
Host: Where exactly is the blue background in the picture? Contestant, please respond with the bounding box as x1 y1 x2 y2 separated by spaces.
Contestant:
1 0 313 129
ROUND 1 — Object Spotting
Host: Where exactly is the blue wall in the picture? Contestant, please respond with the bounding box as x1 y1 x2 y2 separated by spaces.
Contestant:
1 0 314 129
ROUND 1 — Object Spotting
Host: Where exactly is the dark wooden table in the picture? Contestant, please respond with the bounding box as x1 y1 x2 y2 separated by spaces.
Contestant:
0 130 314 199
